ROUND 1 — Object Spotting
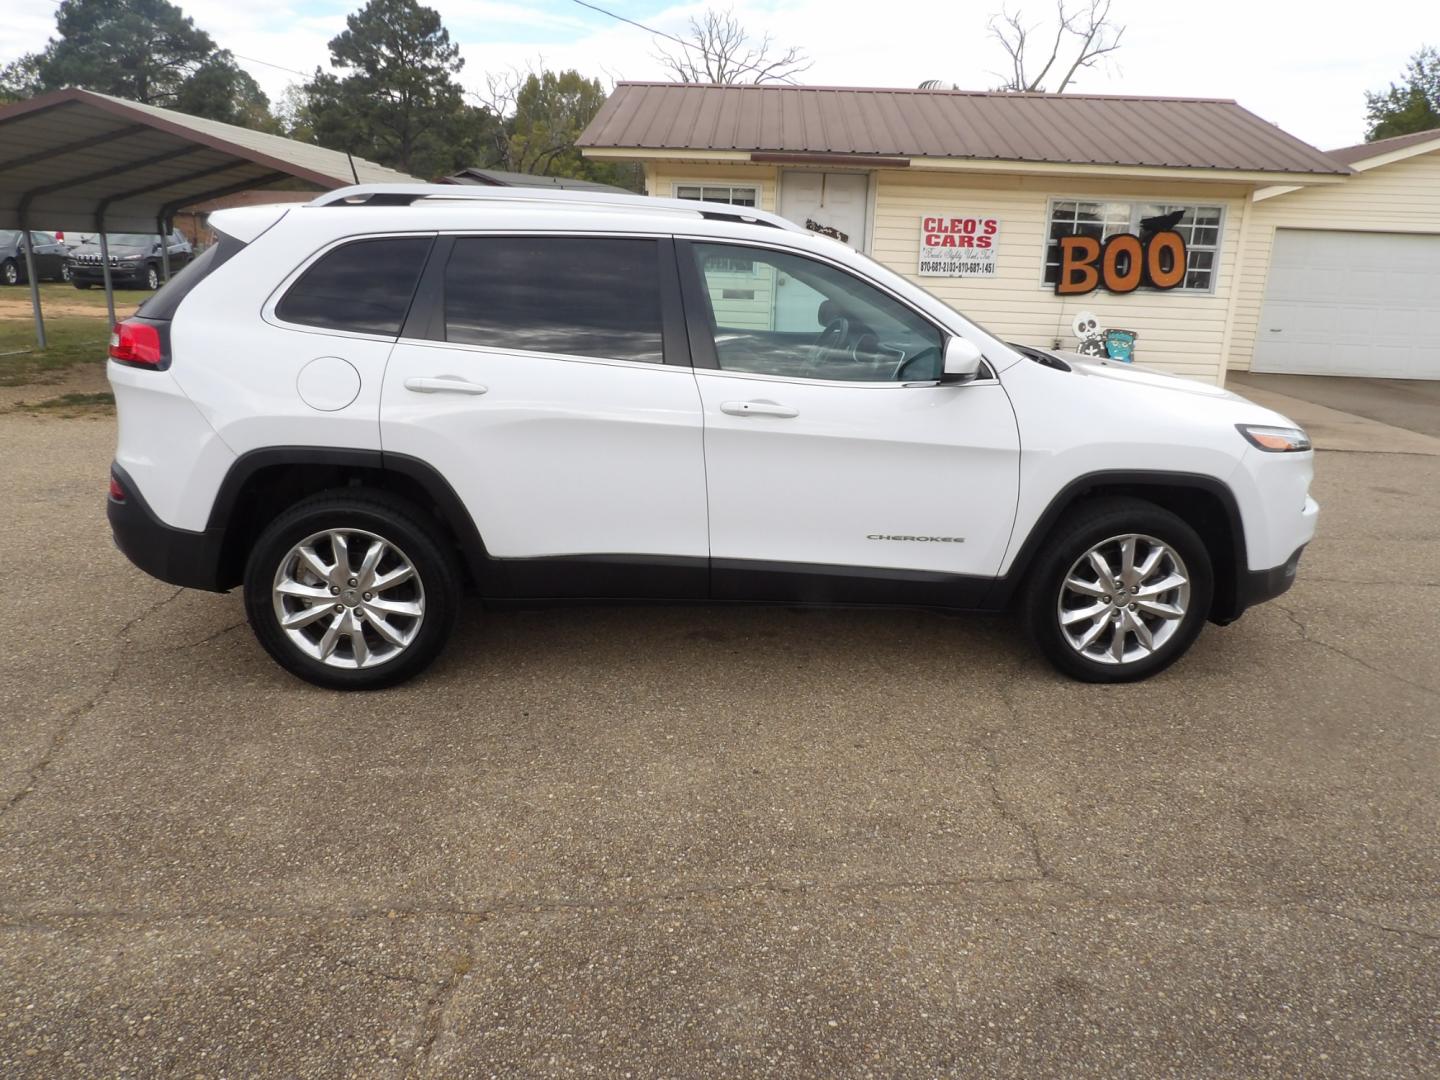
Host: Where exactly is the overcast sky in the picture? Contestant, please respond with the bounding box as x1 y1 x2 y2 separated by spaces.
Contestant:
3 0 1432 149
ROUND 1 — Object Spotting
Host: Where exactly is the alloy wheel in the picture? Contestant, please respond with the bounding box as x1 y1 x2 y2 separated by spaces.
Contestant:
1056 533 1191 665
147 266 160 289
271 528 425 669
2 262 16 285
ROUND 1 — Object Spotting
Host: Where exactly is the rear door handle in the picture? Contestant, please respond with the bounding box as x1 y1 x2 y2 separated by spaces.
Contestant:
404 375 488 395
720 400 798 418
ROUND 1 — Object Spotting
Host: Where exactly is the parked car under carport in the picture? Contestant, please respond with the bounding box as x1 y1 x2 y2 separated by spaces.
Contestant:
0 230 71 285
67 231 193 291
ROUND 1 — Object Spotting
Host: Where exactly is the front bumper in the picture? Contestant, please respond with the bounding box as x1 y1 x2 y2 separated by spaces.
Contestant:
1237 543 1305 610
108 463 227 591
71 265 146 286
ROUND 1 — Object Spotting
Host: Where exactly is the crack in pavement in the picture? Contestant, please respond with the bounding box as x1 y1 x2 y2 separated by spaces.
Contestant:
0 875 1062 929
0 586 184 825
1274 601 1438 699
404 917 482 1079
329 952 445 991
1302 578 1440 588
1305 905 1440 948
976 657 1056 882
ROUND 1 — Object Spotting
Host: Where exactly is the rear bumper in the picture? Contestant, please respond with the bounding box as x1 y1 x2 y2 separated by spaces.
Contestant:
107 463 227 591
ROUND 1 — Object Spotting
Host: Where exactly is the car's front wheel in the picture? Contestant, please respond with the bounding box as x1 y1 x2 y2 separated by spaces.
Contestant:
60 263 72 283
145 264 160 290
243 491 461 690
1022 497 1213 682
1 259 18 286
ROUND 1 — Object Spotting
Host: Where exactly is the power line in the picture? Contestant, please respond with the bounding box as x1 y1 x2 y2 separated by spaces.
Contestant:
567 0 803 84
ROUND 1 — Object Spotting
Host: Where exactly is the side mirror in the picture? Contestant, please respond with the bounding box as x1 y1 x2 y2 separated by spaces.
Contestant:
939 337 984 384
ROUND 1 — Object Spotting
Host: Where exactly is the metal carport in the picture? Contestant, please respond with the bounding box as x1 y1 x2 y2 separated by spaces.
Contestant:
0 87 418 345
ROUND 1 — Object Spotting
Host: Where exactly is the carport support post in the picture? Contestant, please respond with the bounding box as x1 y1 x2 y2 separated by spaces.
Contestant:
98 227 116 329
157 214 171 283
18 219 46 349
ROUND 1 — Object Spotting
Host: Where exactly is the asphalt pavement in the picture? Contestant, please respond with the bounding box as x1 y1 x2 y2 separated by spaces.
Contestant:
0 411 1436 1078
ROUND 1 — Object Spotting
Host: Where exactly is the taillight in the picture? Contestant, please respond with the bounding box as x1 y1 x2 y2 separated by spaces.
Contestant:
109 319 166 368
108 474 126 502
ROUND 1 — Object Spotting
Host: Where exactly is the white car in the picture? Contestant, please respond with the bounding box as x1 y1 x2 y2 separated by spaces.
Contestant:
106 185 1317 689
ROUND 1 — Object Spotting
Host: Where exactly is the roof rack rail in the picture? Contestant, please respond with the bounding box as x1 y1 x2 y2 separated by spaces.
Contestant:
307 183 801 232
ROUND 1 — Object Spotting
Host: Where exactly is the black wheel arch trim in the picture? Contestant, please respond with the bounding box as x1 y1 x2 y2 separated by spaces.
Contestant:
988 469 1250 621
205 446 491 586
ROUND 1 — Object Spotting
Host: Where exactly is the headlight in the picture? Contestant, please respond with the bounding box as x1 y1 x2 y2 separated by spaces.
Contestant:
1237 424 1311 452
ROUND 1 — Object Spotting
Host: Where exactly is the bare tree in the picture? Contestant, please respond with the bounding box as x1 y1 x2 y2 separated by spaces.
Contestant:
655 8 811 85
989 0 1124 93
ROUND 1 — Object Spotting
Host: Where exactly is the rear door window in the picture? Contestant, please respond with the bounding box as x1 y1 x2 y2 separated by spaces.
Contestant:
443 236 664 363
276 236 433 336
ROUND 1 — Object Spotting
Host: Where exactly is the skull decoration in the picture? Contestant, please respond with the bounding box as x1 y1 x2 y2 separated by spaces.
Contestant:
1071 311 1107 357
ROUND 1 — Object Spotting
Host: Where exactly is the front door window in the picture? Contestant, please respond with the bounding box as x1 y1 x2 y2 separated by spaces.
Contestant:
688 242 944 382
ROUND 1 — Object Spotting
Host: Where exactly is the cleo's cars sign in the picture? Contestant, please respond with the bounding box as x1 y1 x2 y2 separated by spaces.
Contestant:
919 215 999 277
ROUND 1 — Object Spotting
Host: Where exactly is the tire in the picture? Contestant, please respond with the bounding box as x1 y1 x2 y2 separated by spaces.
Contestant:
243 490 461 690
73 280 91 290
60 263 72 283
145 264 160 290
1021 496 1213 683
1 259 18 286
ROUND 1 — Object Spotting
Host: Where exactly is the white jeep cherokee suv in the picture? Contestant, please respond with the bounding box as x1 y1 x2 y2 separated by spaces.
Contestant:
106 185 1317 689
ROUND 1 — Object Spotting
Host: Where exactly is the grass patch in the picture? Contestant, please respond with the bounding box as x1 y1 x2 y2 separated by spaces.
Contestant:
0 283 149 386
0 317 113 386
15 391 115 417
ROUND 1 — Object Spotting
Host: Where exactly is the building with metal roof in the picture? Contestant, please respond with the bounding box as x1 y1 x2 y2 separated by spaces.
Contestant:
578 83 1440 384
579 83 1348 177
438 167 634 194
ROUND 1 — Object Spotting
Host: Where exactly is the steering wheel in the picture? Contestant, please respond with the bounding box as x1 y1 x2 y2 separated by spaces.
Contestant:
809 316 850 368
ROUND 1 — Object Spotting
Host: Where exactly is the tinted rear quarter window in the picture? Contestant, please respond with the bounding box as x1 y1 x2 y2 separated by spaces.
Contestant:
444 236 664 363
277 236 433 336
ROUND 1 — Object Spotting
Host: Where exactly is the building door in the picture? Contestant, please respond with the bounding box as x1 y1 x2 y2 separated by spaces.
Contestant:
777 171 870 331
1253 228 1440 379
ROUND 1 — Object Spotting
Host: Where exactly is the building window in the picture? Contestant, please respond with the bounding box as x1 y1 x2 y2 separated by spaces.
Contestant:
674 184 758 207
1043 200 1224 292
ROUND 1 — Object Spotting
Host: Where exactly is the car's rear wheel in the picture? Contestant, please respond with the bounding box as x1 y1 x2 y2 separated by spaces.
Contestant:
1 259 18 286
243 491 460 690
60 263 72 283
145 264 160 290
1022 497 1213 682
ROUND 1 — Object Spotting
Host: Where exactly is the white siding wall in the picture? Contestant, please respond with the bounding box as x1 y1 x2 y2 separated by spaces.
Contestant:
1229 148 1440 371
651 161 1251 383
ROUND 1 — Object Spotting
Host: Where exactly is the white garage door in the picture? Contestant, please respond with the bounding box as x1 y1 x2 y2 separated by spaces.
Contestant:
1253 229 1440 378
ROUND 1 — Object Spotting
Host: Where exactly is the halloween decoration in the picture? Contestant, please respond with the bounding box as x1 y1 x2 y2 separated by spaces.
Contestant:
1103 328 1138 363
1054 228 1187 295
1072 311 1107 356
805 219 849 243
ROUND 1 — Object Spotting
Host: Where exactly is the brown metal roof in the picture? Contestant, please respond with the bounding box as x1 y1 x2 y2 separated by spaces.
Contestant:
579 83 1349 176
1326 128 1440 165
0 87 418 232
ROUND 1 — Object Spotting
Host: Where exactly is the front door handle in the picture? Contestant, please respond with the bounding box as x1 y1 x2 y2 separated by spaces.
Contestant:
404 375 488 395
720 400 799 418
